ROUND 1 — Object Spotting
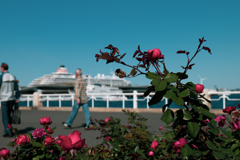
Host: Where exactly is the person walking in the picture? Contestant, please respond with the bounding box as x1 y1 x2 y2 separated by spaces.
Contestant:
62 68 95 130
0 63 20 137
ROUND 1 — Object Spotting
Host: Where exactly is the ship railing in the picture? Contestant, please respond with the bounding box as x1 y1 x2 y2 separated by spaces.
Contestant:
38 91 168 108
19 94 33 107
208 91 240 109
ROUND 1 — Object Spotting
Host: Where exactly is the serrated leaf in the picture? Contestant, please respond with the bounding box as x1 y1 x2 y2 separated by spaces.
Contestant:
209 128 219 136
164 90 175 99
183 110 192 120
202 110 216 119
32 142 42 147
168 85 177 91
161 109 174 125
231 144 238 151
187 122 200 138
191 105 200 112
152 79 167 91
148 91 166 106
206 141 217 150
176 72 188 79
134 146 139 152
181 144 194 158
177 89 190 98
213 151 225 160
190 91 198 99
146 72 160 79
172 95 184 106
185 82 196 90
220 127 232 137
143 86 154 97
164 73 179 83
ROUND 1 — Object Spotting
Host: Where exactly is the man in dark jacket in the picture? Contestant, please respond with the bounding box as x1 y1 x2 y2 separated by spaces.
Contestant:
0 63 20 137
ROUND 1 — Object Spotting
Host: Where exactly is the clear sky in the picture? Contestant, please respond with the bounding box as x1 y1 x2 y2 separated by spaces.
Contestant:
0 0 239 90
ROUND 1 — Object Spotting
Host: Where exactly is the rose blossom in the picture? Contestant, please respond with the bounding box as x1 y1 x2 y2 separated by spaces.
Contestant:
105 117 111 123
192 144 197 149
44 135 55 145
163 140 166 142
32 128 46 138
148 151 154 157
0 148 10 158
59 157 65 160
159 127 162 130
214 115 226 127
173 138 187 152
7 124 11 129
16 134 30 145
47 126 54 134
58 130 85 151
147 48 164 59
150 141 158 150
230 118 240 130
223 106 236 114
84 144 87 148
203 119 210 124
195 84 204 93
106 136 111 141
40 117 52 125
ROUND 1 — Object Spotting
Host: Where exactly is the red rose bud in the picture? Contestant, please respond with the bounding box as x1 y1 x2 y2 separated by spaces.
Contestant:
195 84 204 93
159 127 162 130
16 134 30 145
147 48 164 60
47 126 54 134
44 135 55 145
40 117 52 125
0 148 10 158
223 106 236 114
7 124 11 129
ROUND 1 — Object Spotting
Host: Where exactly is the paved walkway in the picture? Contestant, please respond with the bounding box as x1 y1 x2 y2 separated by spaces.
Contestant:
0 110 165 152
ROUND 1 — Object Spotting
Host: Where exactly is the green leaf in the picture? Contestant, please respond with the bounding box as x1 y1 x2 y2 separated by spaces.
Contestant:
183 110 192 120
162 150 168 156
172 95 184 106
210 119 217 126
152 79 167 91
167 85 177 92
143 86 154 97
46 153 52 158
181 144 194 158
191 105 200 112
219 127 232 137
134 146 139 152
202 110 216 119
209 128 220 136
213 151 225 160
177 89 190 98
187 122 200 138
146 72 160 79
231 144 238 151
161 109 174 125
206 141 217 150
108 141 120 151
190 91 198 99
176 72 188 79
136 149 146 159
32 142 42 147
7 141 15 146
164 90 175 99
39 154 45 159
148 91 166 106
185 82 196 90
164 72 179 83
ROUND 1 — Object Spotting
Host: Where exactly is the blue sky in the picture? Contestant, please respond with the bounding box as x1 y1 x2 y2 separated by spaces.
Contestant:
0 0 239 89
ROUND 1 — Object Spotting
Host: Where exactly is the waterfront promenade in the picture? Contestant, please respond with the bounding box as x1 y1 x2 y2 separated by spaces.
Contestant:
0 109 165 152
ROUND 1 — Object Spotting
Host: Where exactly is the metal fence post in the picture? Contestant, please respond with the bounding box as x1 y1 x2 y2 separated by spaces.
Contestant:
223 93 226 109
133 90 138 109
59 95 61 108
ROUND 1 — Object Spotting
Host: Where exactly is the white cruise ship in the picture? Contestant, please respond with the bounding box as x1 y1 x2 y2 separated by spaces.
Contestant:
28 65 130 87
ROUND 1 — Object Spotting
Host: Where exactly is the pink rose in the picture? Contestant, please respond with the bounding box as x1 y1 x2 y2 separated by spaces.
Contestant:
230 118 240 130
147 48 164 59
173 138 187 152
218 134 221 137
58 130 85 151
159 127 162 130
223 106 236 114
84 144 87 148
32 128 46 138
195 84 204 93
214 115 221 122
44 135 55 145
106 136 111 141
16 134 30 145
59 157 65 160
47 126 54 134
163 140 166 142
192 144 197 148
40 117 52 125
105 117 111 123
150 141 158 150
0 148 10 158
148 151 154 157
203 119 210 124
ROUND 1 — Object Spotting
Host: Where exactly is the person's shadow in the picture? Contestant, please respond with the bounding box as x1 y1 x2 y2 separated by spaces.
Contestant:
18 127 35 134
71 123 86 129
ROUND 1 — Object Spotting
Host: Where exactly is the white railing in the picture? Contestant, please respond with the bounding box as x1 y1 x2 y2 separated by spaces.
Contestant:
209 91 240 109
39 91 168 108
19 94 33 107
